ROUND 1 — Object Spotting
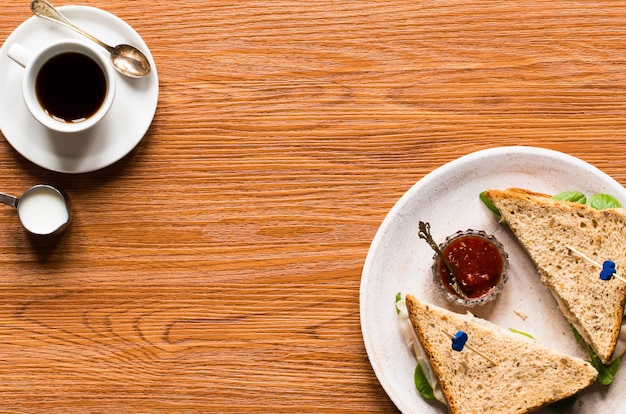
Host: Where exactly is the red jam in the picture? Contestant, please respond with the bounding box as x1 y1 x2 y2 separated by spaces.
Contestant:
437 235 505 299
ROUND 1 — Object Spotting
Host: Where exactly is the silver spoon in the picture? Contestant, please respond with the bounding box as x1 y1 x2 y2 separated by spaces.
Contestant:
30 0 151 78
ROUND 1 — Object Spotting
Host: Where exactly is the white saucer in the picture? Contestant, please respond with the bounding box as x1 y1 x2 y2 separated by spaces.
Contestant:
0 6 158 173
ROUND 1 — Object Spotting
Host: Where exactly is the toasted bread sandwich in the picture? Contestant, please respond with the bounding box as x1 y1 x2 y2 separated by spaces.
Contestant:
405 294 597 414
482 188 626 364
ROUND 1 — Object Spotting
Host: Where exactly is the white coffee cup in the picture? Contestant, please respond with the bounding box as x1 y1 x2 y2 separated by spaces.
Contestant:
8 39 116 134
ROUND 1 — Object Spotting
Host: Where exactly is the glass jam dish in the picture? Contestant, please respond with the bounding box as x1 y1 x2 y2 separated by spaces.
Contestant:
431 229 509 307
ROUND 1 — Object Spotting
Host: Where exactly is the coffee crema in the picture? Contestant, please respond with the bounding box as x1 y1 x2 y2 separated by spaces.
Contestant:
35 52 107 123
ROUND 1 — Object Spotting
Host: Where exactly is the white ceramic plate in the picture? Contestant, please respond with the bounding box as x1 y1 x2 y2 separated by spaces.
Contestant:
0 6 158 173
360 146 626 414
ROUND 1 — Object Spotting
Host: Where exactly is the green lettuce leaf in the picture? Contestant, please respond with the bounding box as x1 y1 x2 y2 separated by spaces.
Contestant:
395 292 402 314
587 344 620 385
479 191 502 220
414 364 434 399
588 194 621 210
509 328 535 340
571 324 619 385
570 324 583 344
551 191 586 204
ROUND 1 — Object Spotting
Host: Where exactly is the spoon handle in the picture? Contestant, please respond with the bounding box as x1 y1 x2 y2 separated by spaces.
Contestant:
0 193 19 208
30 0 114 53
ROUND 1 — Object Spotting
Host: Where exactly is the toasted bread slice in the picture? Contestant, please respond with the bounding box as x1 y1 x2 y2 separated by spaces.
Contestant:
482 188 626 364
406 295 597 414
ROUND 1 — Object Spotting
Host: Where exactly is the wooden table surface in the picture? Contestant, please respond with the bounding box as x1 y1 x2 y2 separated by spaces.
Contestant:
2 1 626 412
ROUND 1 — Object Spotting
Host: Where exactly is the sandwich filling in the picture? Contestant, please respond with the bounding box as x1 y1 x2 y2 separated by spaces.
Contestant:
396 296 446 405
614 316 626 360
556 293 626 362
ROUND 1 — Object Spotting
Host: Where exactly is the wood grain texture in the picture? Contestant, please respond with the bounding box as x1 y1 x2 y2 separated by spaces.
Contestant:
1 0 626 412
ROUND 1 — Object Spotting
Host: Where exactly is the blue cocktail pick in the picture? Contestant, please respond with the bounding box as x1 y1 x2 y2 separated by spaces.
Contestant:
442 329 497 365
451 330 468 351
600 260 616 281
566 245 626 283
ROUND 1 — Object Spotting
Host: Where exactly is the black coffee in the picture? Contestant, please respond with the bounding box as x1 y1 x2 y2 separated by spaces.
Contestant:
35 52 107 123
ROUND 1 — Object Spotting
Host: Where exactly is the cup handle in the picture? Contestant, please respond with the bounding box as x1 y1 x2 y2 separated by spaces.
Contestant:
0 192 19 208
7 43 33 68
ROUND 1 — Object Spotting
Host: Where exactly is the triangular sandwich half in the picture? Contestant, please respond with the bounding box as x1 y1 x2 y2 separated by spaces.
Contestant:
405 294 597 414
482 188 626 364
